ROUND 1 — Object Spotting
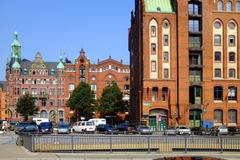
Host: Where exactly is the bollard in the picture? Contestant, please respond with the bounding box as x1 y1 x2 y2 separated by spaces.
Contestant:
147 136 150 153
185 136 187 153
71 135 74 153
110 136 112 153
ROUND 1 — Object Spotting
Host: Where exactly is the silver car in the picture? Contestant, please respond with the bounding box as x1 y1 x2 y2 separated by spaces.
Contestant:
164 128 177 135
57 123 70 134
136 125 152 135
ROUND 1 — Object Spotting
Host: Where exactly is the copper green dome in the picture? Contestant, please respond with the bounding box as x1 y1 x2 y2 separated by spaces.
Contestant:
57 56 65 69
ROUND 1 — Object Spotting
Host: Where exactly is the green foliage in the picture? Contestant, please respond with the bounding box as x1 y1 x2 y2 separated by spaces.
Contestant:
66 82 95 117
98 82 128 115
16 94 38 121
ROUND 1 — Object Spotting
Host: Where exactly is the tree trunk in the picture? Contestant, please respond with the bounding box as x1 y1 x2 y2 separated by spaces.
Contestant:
24 116 28 122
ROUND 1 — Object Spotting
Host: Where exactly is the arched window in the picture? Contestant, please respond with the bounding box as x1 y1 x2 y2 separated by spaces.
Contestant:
49 110 56 121
218 0 223 11
214 86 223 100
40 110 48 118
228 109 237 123
236 1 240 11
214 109 223 123
226 1 232 11
80 66 86 76
149 19 157 37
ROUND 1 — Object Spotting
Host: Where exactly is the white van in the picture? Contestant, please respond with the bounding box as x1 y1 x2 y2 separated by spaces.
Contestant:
88 118 106 126
33 118 49 125
72 121 96 133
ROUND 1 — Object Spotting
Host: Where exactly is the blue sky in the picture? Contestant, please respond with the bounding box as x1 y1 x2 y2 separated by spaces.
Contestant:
0 0 134 80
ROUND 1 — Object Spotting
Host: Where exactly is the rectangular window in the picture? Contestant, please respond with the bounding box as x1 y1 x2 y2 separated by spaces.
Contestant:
189 70 202 82
189 36 201 48
229 52 235 62
151 43 156 55
50 88 55 96
229 35 235 46
163 52 169 63
163 68 169 79
214 68 221 78
151 61 156 72
163 35 169 46
228 87 237 101
189 54 201 65
214 51 221 62
229 69 236 78
214 35 221 46
188 20 200 32
31 88 37 95
42 99 46 106
151 26 156 37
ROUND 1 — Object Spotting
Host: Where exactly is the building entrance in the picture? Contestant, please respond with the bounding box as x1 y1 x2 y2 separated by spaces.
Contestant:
149 109 167 131
189 109 202 128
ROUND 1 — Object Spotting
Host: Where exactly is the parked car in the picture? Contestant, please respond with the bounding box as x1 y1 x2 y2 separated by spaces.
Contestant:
228 126 240 135
164 127 177 136
176 126 191 135
72 121 96 133
211 126 228 136
57 123 70 134
136 125 152 135
116 123 137 134
15 122 37 135
96 124 118 134
38 122 53 134
17 124 39 135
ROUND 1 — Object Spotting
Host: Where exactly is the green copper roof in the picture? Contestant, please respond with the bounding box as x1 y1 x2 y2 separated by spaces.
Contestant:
12 60 21 69
144 0 174 13
57 56 65 69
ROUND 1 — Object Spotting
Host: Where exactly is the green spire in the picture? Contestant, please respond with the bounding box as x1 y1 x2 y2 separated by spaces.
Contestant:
12 59 21 69
11 31 21 59
57 56 65 70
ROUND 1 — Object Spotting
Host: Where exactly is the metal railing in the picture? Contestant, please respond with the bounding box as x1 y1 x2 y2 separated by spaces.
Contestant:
19 134 240 153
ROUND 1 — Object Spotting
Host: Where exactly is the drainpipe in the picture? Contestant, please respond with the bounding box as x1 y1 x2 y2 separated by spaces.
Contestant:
175 0 179 126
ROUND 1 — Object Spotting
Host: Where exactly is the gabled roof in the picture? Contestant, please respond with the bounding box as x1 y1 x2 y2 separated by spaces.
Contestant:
144 0 174 13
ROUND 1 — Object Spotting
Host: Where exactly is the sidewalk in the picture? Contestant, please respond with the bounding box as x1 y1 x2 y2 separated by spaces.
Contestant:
1 143 240 160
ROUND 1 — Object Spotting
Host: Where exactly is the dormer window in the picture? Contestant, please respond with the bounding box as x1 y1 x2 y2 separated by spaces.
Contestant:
157 7 161 11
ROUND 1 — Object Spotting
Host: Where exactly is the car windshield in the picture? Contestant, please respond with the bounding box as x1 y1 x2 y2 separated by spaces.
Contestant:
25 125 37 130
86 122 93 126
58 124 68 128
40 123 50 126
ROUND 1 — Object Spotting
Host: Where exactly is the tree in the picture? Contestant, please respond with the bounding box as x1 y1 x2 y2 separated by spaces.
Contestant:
66 82 95 118
16 94 38 121
98 82 128 116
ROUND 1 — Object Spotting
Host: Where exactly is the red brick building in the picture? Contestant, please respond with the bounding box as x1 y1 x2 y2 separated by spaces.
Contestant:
64 49 130 121
6 33 130 122
129 0 240 131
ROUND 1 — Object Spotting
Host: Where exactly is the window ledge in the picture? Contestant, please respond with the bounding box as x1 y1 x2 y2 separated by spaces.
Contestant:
214 100 223 103
228 100 237 103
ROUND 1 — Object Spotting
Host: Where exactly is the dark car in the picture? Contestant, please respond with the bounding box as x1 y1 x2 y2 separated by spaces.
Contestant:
96 124 118 134
38 122 53 134
228 126 240 135
116 123 137 134
15 122 36 134
17 124 39 135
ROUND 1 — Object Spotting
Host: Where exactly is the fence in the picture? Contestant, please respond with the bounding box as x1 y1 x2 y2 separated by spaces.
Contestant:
18 134 240 153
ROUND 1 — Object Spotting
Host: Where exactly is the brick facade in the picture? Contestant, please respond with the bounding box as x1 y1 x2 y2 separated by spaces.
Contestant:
129 0 240 131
